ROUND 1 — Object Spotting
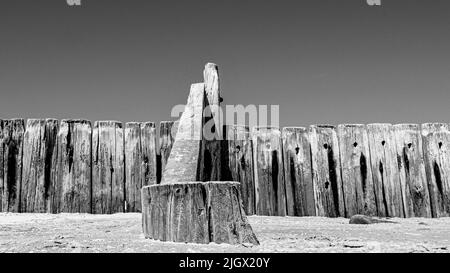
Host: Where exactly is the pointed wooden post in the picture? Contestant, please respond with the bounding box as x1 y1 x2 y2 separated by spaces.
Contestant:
50 119 91 213
309 125 345 217
394 124 431 218
252 126 286 216
367 123 404 217
1 119 24 212
422 123 450 217
337 124 376 217
225 125 255 215
282 127 315 216
92 121 125 214
21 119 59 213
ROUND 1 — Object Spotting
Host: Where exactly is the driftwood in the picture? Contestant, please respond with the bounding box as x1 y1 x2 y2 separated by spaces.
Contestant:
282 127 315 216
92 121 125 214
309 125 344 217
21 119 58 213
367 123 404 217
252 127 286 216
141 181 259 245
50 119 91 213
1 119 24 212
337 124 376 217
422 123 450 217
394 124 431 217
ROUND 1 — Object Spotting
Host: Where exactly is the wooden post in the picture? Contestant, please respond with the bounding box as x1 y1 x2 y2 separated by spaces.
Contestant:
225 125 255 215
309 125 345 217
159 121 176 179
92 121 125 214
421 123 450 217
367 123 404 217
1 119 24 212
337 124 376 217
141 181 259 245
21 119 59 213
141 122 157 187
252 126 286 216
0 120 3 212
282 127 315 216
125 122 142 212
394 124 431 218
50 119 91 213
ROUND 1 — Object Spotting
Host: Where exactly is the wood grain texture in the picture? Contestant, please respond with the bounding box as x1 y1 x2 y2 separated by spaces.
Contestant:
1 119 24 212
252 127 286 216
225 125 255 215
50 119 91 213
421 123 450 217
92 121 125 214
0 120 3 212
367 123 404 217
394 124 431 218
337 124 376 217
282 127 315 216
125 122 142 212
159 121 176 177
309 125 345 217
21 119 59 213
140 122 157 187
141 181 259 245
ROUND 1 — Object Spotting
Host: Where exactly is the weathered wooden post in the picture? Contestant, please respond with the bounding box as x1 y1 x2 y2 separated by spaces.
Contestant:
309 125 345 217
125 122 157 212
159 121 175 179
50 119 91 213
422 123 450 217
1 119 24 212
21 119 59 213
225 125 255 215
0 120 3 212
337 124 376 217
394 124 431 218
367 123 404 217
252 126 286 216
92 121 125 214
142 64 258 245
282 127 315 216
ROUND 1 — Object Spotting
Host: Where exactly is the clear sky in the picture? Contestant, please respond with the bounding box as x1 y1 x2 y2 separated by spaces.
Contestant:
1 0 450 127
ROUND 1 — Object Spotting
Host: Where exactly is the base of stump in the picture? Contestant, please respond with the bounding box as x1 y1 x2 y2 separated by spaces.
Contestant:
141 181 259 245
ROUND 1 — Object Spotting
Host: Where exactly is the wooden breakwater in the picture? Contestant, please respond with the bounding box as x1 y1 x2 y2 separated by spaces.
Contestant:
1 118 449 218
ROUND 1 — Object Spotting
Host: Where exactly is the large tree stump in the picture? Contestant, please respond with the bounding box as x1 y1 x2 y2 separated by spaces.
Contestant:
309 125 344 217
394 124 431 218
141 181 259 245
422 123 450 217
50 119 91 213
367 123 404 217
337 124 376 217
252 126 286 216
282 127 315 216
92 121 125 214
1 119 24 212
21 119 59 213
125 122 157 212
225 125 255 215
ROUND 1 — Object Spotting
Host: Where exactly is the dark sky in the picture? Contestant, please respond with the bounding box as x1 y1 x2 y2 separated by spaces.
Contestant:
1 0 450 127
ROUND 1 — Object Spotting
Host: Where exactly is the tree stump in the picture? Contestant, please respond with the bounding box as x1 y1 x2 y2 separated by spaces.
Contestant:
141 181 259 245
282 127 315 216
309 125 344 217
337 124 376 217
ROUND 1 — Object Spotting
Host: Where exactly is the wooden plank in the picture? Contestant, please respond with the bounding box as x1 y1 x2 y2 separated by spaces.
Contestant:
252 127 286 216
309 125 345 217
92 121 125 214
1 119 24 212
20 119 59 212
367 123 404 217
421 123 450 217
141 122 157 187
125 122 142 212
225 125 255 215
394 124 431 218
337 124 376 217
159 121 175 178
0 120 3 212
161 83 205 184
50 119 91 213
282 127 315 216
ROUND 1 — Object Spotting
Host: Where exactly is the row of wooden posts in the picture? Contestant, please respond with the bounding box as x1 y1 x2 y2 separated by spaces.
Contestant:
1 118 449 218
